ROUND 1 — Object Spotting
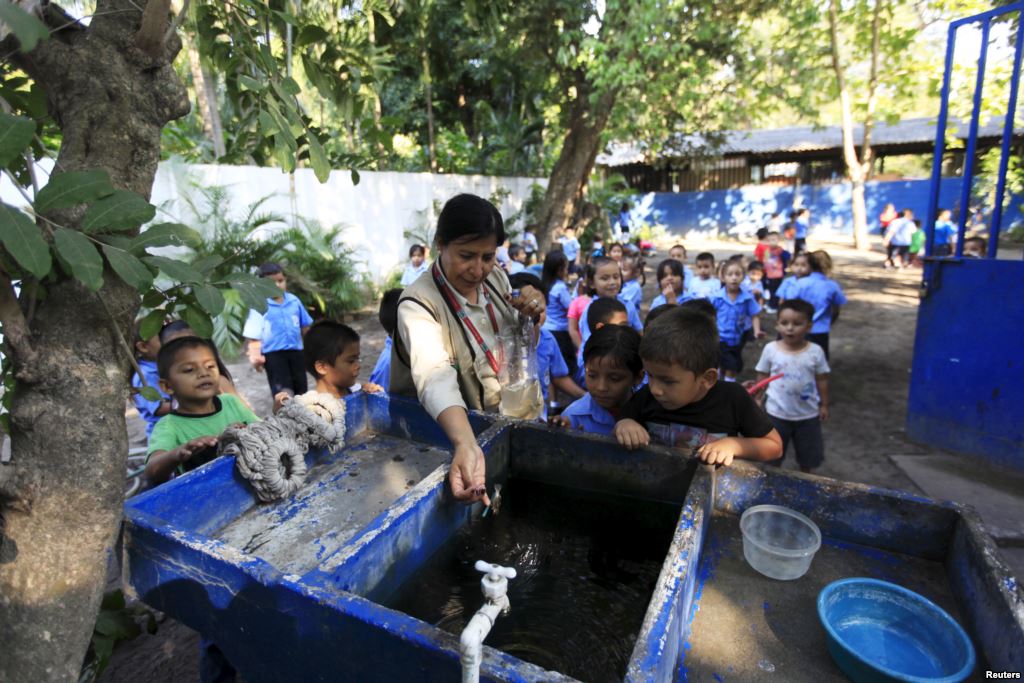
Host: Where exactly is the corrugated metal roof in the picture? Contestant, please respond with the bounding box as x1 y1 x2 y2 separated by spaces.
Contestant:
597 116 1014 167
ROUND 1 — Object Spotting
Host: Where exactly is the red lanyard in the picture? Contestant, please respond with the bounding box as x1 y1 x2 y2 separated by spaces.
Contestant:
432 262 502 375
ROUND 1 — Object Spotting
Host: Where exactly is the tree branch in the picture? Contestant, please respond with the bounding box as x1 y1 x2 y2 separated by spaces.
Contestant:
0 271 38 379
828 0 863 183
136 0 173 57
164 0 191 45
861 0 883 180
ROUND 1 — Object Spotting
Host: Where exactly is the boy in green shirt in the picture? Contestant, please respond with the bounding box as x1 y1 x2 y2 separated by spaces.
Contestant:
146 336 259 485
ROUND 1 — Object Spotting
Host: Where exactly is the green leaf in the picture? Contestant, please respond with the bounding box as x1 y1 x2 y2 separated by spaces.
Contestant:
306 131 331 183
182 305 213 338
139 386 162 402
94 610 140 640
238 75 265 92
131 223 202 251
82 190 156 234
297 25 329 46
141 289 164 308
257 111 279 137
102 245 154 290
0 112 34 167
192 284 225 316
139 309 166 340
190 255 223 275
0 1 50 51
350 168 360 186
221 274 278 312
53 228 104 291
143 255 203 283
0 202 50 278
34 170 115 213
100 590 127 612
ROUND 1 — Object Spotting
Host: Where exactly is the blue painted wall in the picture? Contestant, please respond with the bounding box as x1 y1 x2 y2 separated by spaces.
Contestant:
627 177 1023 237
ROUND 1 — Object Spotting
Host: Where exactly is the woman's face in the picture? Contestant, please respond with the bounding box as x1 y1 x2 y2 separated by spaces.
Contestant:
593 263 622 298
439 235 499 295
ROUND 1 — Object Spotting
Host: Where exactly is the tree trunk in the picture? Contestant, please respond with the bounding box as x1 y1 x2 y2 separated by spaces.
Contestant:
419 5 437 173
187 38 226 159
535 88 617 253
0 2 189 681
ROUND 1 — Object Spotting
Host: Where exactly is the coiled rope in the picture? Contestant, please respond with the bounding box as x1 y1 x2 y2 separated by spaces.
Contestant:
220 392 347 502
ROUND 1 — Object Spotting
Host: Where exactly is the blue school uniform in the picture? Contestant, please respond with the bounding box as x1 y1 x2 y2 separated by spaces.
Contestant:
369 337 392 390
775 275 801 301
542 280 573 332
242 292 313 352
537 329 569 420
575 296 644 381
560 237 581 262
620 279 643 311
795 217 809 239
683 266 694 293
561 392 617 437
793 272 847 334
689 277 722 299
132 359 169 438
934 220 956 246
712 287 761 346
650 292 694 308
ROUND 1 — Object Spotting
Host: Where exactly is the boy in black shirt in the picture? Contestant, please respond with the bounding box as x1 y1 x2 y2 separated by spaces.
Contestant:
614 308 783 466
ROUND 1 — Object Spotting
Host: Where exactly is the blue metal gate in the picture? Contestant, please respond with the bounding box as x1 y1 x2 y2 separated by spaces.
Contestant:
907 2 1024 470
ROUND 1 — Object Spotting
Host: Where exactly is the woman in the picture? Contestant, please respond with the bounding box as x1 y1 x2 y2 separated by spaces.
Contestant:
391 194 546 505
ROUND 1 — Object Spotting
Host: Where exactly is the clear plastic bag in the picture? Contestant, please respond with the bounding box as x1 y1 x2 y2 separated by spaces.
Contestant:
497 294 543 420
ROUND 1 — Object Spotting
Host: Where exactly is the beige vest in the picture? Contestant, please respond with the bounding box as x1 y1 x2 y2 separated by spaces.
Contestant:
390 265 515 412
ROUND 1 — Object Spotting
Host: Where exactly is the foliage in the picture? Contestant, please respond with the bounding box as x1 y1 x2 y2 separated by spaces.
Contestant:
78 590 158 683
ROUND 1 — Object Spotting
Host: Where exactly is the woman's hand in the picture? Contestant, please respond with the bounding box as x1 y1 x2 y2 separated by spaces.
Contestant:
449 441 491 506
510 285 546 320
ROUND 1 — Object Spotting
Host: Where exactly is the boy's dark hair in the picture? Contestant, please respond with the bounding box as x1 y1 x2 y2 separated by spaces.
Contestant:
641 308 719 375
695 251 715 264
964 236 987 251
779 298 814 322
409 244 425 258
157 336 218 380
747 260 764 272
508 272 547 303
303 321 360 378
644 303 675 329
509 244 525 259
587 296 627 333
379 288 403 338
258 262 283 277
656 258 684 285
679 298 717 321
756 227 769 240
582 324 643 377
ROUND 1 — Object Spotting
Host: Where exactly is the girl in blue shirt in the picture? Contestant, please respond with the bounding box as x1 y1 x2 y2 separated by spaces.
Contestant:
620 253 644 311
557 325 644 437
576 257 643 379
650 258 695 308
776 251 810 302
540 251 576 375
131 321 171 438
791 251 847 359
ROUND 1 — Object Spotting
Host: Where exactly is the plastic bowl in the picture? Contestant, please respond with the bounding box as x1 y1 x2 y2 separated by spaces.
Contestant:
818 578 975 683
740 504 821 580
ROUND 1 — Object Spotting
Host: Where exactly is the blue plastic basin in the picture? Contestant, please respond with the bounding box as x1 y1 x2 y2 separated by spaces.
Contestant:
817 578 975 683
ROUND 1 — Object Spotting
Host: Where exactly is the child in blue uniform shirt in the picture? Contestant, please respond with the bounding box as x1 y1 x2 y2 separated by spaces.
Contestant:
369 288 403 391
131 320 171 438
557 325 644 436
243 263 314 401
712 260 763 381
577 257 643 358
575 296 632 385
620 253 644 311
775 251 809 303
689 253 722 298
400 244 429 286
791 251 846 359
933 208 956 257
540 251 576 375
651 258 695 308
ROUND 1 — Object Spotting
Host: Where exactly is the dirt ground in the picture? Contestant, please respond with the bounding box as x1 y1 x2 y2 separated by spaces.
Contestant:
101 236 939 682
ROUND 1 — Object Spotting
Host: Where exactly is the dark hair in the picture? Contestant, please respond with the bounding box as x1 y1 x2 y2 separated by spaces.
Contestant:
579 261 597 296
779 298 814 322
756 227 769 240
541 250 568 293
696 251 715 264
409 244 425 258
258 262 283 277
435 194 505 247
747 261 764 273
158 320 233 382
607 242 624 255
583 324 643 377
303 321 360 378
587 297 627 333
679 298 717 321
802 251 826 273
656 258 684 286
509 244 525 260
157 336 218 380
964 235 987 251
620 202 630 212
644 303 675 329
902 208 913 217
722 259 745 276
379 288 403 337
508 272 546 303
670 243 687 257
641 308 719 375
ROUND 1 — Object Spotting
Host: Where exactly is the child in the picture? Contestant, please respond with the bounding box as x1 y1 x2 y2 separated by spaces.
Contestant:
619 253 644 312
908 220 925 267
369 288 402 391
882 208 915 269
933 209 956 257
775 251 810 303
559 225 582 274
754 299 830 473
712 260 763 381
160 320 240 397
756 231 785 311
131 320 171 438
651 259 693 308
794 208 811 254
510 273 585 419
567 261 594 351
522 225 539 264
668 243 694 292
507 244 527 274
963 236 986 258
744 261 766 306
613 308 783 466
607 242 625 263
145 336 260 485
243 263 314 401
689 252 721 299
304 321 384 398
541 251 577 375
791 251 846 359
575 296 632 384
558 325 644 436
578 257 643 347
400 244 428 286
